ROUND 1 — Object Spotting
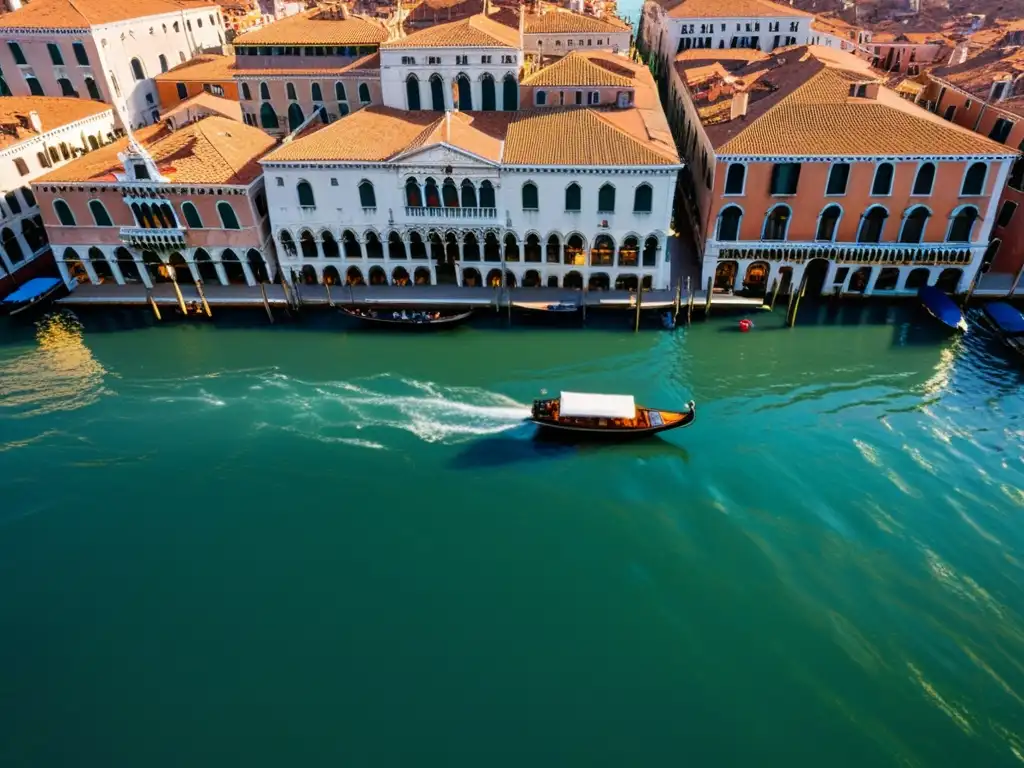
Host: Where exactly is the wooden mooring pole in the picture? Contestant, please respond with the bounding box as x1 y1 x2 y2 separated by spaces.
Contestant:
507 283 513 326
673 280 681 323
962 271 980 307
171 276 187 315
767 278 780 312
704 276 713 319
787 274 808 328
195 280 212 317
634 284 643 332
1008 261 1024 298
325 280 334 308
686 277 694 326
260 282 274 324
147 289 162 321
581 286 587 326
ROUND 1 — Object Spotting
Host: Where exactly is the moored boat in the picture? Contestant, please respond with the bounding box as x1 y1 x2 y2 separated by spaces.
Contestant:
0 277 70 317
340 307 473 328
529 391 696 439
918 285 967 332
980 302 1024 359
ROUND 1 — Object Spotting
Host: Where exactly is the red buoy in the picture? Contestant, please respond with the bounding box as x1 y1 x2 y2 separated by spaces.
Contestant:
739 319 753 332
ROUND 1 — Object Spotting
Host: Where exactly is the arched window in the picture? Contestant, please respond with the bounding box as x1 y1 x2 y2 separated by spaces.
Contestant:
287 103 303 131
912 162 935 196
816 204 842 242
358 180 376 208
479 180 495 208
182 201 203 228
858 206 888 243
899 206 930 243
961 162 987 196
717 205 742 241
724 163 745 195
84 77 101 100
565 183 581 211
47 42 63 65
57 78 76 96
535 89 547 106
871 162 894 196
633 184 653 213
4 191 20 215
176 82 188 100
7 41 25 65
762 205 791 240
217 201 240 230
502 73 517 110
481 73 496 111
311 83 323 102
425 177 440 207
240 82 251 100
335 81 347 103
286 82 297 100
429 75 444 111
358 83 371 105
259 102 278 129
130 57 145 81
159 54 168 72
88 200 112 226
597 183 615 213
26 76 44 96
405 177 422 207
522 182 538 210
297 180 315 208
442 178 459 207
260 81 271 100
947 206 979 242
53 199 76 226
406 75 420 110
460 179 477 208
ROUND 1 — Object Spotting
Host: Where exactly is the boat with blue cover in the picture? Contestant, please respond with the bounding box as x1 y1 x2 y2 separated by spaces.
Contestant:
980 302 1024 359
0 277 68 316
918 285 967 332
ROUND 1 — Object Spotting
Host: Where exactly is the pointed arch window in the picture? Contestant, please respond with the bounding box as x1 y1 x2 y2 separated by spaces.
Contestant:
912 162 935 196
522 181 538 210
358 180 376 209
947 206 979 242
72 41 89 66
502 73 517 110
217 201 240 230
441 178 459 207
53 200 76 226
311 83 323 102
961 162 987 196
460 180 477 208
286 82 297 100
633 184 652 213
597 184 615 213
182 202 203 228
406 75 420 110
130 57 145 81
871 162 894 196
240 82 251 100
260 81 271 100
424 178 440 207
47 43 64 65
565 183 581 212
259 102 278 129
479 180 495 209
358 82 371 105
88 200 112 226
481 73 496 111
84 77 101 100
899 206 930 244
405 177 422 207
429 75 444 111
858 206 888 243
297 180 315 208
159 54 168 73
816 205 841 242
763 205 791 240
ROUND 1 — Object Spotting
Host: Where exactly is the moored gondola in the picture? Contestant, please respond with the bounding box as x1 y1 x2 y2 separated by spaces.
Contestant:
340 307 473 328
529 391 696 440
979 302 1024 359
0 277 70 317
918 285 967 332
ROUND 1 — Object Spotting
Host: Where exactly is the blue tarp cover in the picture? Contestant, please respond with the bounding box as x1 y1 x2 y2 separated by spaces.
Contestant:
0 277 62 304
984 302 1024 336
918 286 965 329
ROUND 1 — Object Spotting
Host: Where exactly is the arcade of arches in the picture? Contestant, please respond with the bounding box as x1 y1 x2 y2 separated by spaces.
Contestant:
55 246 274 288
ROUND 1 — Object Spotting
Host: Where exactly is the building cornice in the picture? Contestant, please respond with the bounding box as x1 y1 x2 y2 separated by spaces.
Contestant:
233 70 380 81
260 160 683 174
715 152 1018 163
0 110 115 160
33 181 253 195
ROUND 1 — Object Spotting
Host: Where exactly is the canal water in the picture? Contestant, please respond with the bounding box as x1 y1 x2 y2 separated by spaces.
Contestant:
0 304 1022 768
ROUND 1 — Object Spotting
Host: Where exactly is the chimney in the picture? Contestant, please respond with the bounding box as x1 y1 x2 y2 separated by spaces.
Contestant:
28 110 42 133
730 91 749 120
949 40 968 66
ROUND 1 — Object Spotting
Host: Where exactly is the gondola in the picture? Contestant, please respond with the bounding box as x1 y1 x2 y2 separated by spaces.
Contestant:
918 285 967 332
340 306 473 328
529 391 696 440
0 277 69 317
979 302 1024 359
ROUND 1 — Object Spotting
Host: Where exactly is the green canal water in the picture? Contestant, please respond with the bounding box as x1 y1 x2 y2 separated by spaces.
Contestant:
1 305 1023 767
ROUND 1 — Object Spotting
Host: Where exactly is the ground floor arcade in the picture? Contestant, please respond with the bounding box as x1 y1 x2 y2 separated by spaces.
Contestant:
55 245 278 289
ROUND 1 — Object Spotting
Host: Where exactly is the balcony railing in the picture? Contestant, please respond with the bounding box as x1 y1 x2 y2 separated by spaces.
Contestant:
403 206 497 221
119 227 186 251
716 240 975 266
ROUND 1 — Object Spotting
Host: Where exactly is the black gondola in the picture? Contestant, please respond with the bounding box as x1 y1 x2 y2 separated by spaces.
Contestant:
980 302 1024 359
530 391 696 440
340 307 474 328
0 277 69 317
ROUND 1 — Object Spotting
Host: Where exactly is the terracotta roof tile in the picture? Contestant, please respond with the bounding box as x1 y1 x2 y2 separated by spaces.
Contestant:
675 48 769 63
932 46 1024 99
154 54 236 83
37 115 275 184
523 8 629 34
233 9 388 45
0 96 111 149
699 46 1013 157
384 12 520 48
521 50 634 87
0 0 217 29
653 0 810 20
160 91 243 123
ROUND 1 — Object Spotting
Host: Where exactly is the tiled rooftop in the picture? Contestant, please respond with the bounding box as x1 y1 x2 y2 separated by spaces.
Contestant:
0 0 216 29
153 54 236 83
521 51 636 88
230 52 380 77
523 8 629 34
652 0 810 20
680 46 1014 157
383 12 520 48
38 115 276 184
160 91 243 124
232 8 388 45
0 96 111 149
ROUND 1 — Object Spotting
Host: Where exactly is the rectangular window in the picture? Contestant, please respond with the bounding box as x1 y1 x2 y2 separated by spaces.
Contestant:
567 39 573 46
481 55 491 63
331 178 338 186
276 177 284 186
13 157 28 176
588 91 599 105
401 56 415 65
989 117 1015 144
502 55 515 64
826 162 849 195
575 90 582 105
427 56 440 65
46 43 64 66
456 55 468 65
8 41 26 65
997 200 1017 227
769 162 800 195
72 42 90 66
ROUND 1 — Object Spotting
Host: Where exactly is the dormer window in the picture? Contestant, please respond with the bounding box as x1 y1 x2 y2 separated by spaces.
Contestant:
134 163 150 180
992 80 1009 102
849 83 868 98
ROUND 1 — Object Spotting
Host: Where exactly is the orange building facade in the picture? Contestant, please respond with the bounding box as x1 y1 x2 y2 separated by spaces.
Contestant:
667 46 1016 298
154 54 240 110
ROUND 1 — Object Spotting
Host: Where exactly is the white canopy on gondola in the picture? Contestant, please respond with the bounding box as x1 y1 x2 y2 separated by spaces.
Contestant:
559 392 636 419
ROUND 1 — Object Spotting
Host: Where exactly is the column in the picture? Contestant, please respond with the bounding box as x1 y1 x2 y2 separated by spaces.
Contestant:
821 261 840 296
138 256 154 289
185 248 201 284
0 246 13 273
733 260 747 293
105 249 126 285
82 254 100 285
214 262 229 286
241 261 255 287
56 259 72 287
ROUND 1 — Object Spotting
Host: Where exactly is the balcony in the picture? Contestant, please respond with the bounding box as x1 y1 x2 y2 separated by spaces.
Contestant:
119 227 186 251
715 240 975 266
403 206 497 222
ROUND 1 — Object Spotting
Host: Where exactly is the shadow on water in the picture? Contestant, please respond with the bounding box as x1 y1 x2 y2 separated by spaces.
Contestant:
451 431 691 469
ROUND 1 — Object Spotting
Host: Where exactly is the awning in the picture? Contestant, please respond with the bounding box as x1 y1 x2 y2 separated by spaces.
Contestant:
559 392 636 419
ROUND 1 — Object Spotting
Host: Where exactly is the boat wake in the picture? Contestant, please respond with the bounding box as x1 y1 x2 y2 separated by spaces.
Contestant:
140 370 533 446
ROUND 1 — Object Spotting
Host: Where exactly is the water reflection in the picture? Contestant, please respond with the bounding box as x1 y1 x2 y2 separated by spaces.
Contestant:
0 311 106 419
452 432 691 469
